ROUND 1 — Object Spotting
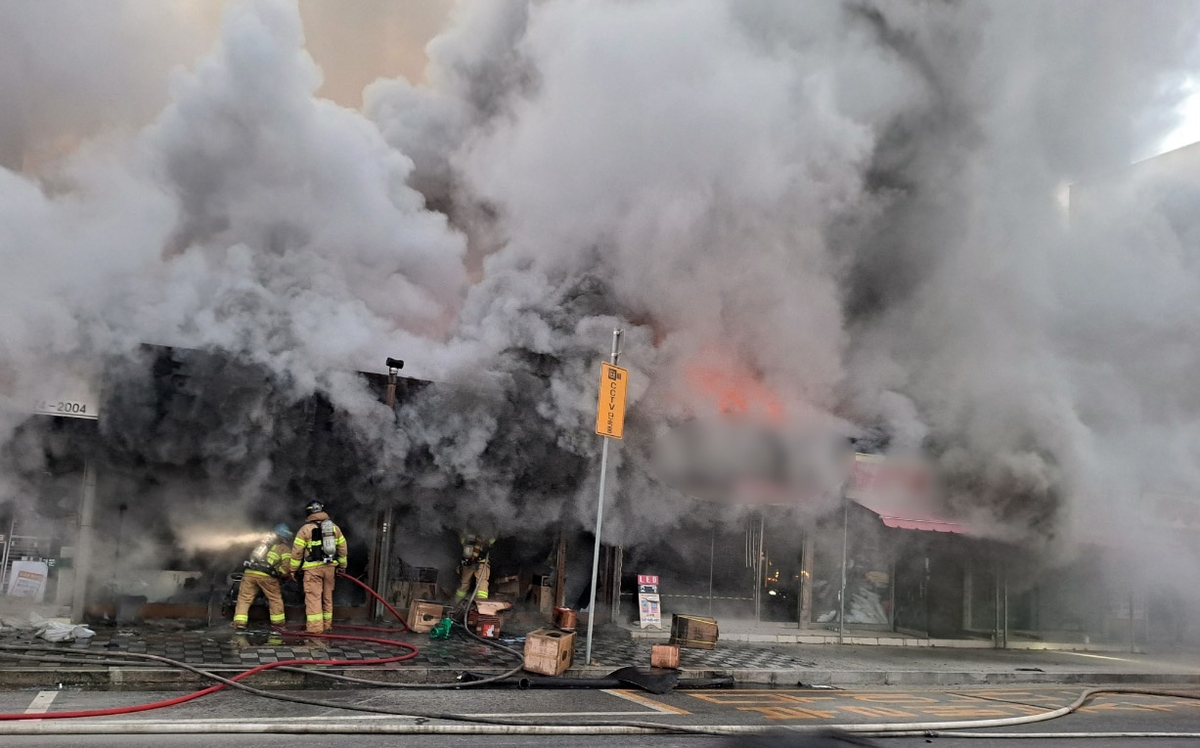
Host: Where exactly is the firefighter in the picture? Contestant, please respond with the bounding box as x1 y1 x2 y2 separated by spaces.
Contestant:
232 524 293 630
288 501 348 633
455 531 496 601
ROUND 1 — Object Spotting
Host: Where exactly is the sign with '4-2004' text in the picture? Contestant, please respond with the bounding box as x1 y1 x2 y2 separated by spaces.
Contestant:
32 367 100 421
594 362 629 439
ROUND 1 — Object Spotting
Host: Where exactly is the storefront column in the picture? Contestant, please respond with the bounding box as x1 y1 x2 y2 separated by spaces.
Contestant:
370 505 393 621
799 531 814 628
838 500 849 644
70 460 96 624
554 533 566 608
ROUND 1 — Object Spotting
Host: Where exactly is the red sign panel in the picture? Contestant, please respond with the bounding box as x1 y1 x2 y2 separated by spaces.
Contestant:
637 575 659 586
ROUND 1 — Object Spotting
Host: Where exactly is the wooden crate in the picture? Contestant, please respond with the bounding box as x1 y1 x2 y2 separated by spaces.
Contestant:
389 581 437 614
651 643 680 669
669 614 719 650
523 628 576 676
406 599 444 634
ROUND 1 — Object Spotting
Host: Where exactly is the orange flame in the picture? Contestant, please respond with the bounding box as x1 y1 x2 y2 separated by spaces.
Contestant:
684 360 785 424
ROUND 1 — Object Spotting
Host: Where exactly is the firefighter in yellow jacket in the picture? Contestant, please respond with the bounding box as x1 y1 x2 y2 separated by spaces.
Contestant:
232 524 293 629
288 501 347 633
455 531 496 601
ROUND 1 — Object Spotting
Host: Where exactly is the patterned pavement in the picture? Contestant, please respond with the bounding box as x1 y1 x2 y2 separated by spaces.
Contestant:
0 624 817 672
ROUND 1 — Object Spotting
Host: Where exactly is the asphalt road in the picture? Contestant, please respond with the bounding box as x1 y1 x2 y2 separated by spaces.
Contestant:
0 684 1195 747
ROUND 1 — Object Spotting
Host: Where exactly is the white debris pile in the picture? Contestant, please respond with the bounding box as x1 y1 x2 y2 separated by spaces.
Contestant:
36 620 96 643
3 613 98 643
1 611 43 630
845 589 889 625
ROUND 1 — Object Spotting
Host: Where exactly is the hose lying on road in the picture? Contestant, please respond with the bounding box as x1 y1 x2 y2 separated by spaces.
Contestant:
0 631 418 721
457 669 735 690
332 572 410 631
1 644 1199 738
1 695 1200 738
268 570 528 690
0 571 531 722
0 645 708 733
3 570 1198 737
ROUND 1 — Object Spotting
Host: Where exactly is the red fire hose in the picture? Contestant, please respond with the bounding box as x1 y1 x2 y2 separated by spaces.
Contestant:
332 571 411 631
0 571 418 721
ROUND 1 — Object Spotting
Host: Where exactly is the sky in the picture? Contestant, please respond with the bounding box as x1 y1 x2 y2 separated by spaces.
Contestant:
1159 78 1200 154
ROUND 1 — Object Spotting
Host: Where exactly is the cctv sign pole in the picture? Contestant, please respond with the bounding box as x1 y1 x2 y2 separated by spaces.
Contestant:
585 328 626 665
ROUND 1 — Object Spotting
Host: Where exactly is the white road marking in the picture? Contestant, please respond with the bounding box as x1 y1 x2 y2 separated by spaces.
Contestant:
24 691 58 716
1058 652 1135 663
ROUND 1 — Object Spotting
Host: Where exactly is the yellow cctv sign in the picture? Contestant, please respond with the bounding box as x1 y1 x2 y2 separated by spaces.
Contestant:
594 362 629 439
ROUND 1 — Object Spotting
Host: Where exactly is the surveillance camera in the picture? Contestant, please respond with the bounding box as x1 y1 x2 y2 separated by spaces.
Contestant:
385 357 404 370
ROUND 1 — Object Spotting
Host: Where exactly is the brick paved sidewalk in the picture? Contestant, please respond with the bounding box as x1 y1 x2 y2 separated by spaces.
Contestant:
0 623 816 672
2 620 1197 689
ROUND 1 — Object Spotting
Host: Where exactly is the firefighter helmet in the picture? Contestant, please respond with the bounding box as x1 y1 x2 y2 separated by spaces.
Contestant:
303 500 325 516
272 523 293 542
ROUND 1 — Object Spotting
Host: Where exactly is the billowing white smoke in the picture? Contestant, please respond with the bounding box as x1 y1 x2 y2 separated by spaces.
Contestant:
370 0 1200 545
2 0 1200 556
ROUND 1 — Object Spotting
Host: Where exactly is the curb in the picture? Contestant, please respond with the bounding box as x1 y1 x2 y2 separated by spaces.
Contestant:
626 630 1143 653
0 665 1197 690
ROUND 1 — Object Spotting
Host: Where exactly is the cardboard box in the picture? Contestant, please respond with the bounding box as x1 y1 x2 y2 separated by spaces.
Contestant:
669 614 719 650
494 574 521 597
523 628 576 676
407 599 445 634
475 600 513 616
390 581 437 615
651 643 680 669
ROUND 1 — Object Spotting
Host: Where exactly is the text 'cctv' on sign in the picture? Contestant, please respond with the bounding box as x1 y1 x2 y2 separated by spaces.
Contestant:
594 362 629 440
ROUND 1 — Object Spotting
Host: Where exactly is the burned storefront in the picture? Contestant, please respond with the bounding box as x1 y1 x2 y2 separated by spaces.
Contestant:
7 343 1184 650
611 448 998 640
1 346 420 623
0 345 613 628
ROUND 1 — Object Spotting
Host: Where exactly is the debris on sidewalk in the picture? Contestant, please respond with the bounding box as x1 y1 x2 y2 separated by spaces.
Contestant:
36 619 96 643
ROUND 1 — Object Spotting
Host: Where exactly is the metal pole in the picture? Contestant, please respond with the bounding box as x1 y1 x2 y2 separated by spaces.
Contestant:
838 500 849 644
1002 561 1009 649
708 529 715 617
0 517 13 589
756 513 765 623
1129 585 1136 653
889 559 896 632
71 460 97 624
611 546 623 623
800 531 814 629
994 558 1001 649
585 329 622 665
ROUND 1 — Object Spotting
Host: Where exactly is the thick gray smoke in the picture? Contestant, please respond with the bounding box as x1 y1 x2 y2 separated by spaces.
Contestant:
2 0 1200 565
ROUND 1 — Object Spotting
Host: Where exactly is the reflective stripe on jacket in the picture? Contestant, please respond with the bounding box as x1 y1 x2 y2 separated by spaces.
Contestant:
245 542 292 578
289 512 348 570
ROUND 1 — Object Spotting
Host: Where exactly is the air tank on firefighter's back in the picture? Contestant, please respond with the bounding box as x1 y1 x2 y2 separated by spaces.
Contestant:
650 417 852 506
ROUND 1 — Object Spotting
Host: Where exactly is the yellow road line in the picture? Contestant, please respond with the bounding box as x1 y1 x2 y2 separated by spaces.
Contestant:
605 689 691 715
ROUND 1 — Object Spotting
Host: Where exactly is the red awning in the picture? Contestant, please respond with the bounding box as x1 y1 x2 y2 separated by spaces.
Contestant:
851 498 973 535
874 514 968 534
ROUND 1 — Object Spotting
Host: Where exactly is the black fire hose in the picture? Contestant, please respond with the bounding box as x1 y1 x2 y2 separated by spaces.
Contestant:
459 670 735 691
